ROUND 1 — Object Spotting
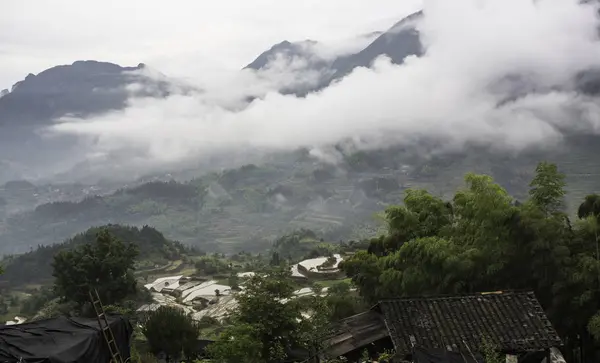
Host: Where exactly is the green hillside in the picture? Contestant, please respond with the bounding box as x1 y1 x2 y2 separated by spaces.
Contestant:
2 136 600 256
0 224 190 289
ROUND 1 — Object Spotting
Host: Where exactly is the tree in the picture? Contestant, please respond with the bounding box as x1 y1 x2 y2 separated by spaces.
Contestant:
269 252 281 266
208 268 305 362
340 251 382 303
52 229 138 306
579 194 600 220
325 281 366 321
206 324 263 363
228 273 240 291
340 164 600 360
529 161 566 215
141 306 200 362
195 256 227 275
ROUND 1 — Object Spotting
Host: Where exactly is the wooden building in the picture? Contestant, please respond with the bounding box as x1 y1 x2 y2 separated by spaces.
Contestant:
322 291 563 363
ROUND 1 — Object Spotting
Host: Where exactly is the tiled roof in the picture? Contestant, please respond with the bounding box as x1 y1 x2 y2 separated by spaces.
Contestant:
323 310 389 358
377 291 562 355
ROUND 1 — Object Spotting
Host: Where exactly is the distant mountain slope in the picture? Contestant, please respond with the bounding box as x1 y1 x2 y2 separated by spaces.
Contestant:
0 60 171 126
244 40 325 71
244 11 423 93
0 224 189 288
247 9 600 95
0 61 180 183
327 11 423 83
3 135 600 258
244 40 335 96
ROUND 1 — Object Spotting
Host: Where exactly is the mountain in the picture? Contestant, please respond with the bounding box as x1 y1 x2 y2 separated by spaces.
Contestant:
327 11 423 84
244 40 335 96
1 9 600 259
0 61 178 183
244 11 423 94
244 40 326 71
248 10 600 95
3 135 600 257
0 60 171 126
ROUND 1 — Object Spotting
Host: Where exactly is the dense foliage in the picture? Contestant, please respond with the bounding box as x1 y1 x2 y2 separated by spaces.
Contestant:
0 224 187 288
52 229 139 306
207 268 330 363
141 306 201 362
341 162 600 360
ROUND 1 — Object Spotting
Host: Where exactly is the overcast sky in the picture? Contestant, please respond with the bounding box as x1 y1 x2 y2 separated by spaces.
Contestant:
0 0 422 88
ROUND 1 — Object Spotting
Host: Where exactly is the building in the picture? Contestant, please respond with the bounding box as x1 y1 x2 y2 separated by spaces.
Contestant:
323 291 562 363
291 254 345 280
143 275 183 293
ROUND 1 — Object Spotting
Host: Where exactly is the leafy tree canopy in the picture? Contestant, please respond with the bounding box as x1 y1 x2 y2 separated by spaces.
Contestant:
340 162 600 360
207 268 330 363
142 305 200 362
52 228 138 306
0 224 186 288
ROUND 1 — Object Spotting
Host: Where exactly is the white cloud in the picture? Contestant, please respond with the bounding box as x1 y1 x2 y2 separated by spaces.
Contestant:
0 0 422 88
13 0 600 177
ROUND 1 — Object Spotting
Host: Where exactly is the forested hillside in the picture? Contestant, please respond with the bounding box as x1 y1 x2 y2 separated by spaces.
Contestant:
0 224 190 288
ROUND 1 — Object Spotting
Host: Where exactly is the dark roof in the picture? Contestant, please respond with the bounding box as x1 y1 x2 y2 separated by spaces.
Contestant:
0 315 133 363
323 310 390 358
376 291 562 355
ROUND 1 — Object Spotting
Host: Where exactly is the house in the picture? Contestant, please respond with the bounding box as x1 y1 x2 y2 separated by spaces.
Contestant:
181 280 232 304
291 254 345 280
322 291 562 363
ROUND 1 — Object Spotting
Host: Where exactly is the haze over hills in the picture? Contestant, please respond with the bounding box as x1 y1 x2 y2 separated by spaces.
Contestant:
0 12 425 183
0 61 185 184
2 3 600 255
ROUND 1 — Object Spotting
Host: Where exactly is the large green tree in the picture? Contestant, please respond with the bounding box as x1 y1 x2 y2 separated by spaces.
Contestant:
208 268 330 363
52 229 138 306
141 306 200 362
529 161 566 215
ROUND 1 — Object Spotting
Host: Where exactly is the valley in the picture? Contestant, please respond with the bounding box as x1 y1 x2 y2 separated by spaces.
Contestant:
2 2 600 361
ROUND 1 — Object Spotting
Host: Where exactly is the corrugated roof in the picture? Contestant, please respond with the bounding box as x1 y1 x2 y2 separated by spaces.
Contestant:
377 291 562 354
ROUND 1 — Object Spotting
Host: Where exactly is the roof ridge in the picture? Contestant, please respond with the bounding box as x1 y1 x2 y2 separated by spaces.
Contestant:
376 290 561 354
376 289 533 302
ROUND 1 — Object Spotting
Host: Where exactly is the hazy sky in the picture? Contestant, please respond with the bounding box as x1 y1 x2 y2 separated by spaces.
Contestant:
0 0 422 88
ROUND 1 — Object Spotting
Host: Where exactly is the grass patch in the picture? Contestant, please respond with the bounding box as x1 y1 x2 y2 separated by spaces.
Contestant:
165 260 183 271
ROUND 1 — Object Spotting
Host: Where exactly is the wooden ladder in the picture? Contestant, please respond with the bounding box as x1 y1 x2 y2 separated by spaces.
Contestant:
89 288 124 363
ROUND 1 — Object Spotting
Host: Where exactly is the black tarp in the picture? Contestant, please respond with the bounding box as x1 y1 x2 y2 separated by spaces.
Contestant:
0 315 133 363
413 347 485 363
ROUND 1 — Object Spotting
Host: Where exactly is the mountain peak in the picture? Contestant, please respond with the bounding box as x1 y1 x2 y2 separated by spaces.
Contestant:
244 39 320 70
0 60 168 127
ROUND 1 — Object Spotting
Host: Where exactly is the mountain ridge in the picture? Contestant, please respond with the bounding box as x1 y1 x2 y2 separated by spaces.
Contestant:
0 60 169 126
